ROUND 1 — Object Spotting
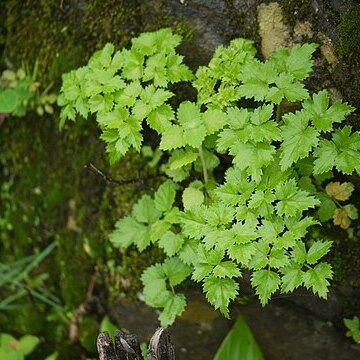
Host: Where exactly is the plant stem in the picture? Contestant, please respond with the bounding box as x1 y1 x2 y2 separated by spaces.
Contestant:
199 146 208 184
41 81 54 96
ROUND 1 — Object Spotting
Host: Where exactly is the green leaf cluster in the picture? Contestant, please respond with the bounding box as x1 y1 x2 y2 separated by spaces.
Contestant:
344 316 360 344
58 28 193 163
238 43 317 103
0 333 39 360
59 29 360 326
0 64 56 117
141 257 191 326
194 38 256 107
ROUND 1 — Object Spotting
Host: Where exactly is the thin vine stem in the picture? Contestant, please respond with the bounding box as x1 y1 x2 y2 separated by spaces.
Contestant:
198 146 208 184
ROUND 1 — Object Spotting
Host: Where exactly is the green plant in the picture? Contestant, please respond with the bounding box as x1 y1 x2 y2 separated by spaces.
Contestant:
0 242 61 311
214 315 263 360
0 62 56 117
344 316 360 344
99 316 117 341
58 28 360 326
0 333 39 359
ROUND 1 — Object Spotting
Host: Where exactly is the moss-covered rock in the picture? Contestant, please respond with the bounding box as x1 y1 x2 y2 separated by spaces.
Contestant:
2 0 141 84
338 5 360 67
82 0 140 50
336 5 360 109
280 0 314 26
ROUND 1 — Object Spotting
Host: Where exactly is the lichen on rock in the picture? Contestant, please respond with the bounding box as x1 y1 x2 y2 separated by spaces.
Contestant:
257 2 291 58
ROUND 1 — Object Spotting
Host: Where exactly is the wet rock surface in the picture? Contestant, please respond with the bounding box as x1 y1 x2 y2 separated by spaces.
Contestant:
240 299 360 360
138 0 259 67
109 292 231 360
109 288 360 360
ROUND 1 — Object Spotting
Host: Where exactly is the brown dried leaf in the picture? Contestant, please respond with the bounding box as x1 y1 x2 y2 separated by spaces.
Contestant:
333 208 351 229
325 181 354 201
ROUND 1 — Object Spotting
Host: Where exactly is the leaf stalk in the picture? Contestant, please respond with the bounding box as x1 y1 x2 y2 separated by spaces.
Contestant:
198 146 208 184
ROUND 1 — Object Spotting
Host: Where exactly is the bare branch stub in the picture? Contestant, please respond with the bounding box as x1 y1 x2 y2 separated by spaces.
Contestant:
84 162 165 190
97 327 175 360
97 332 117 360
148 328 175 360
114 330 143 360
97 330 144 360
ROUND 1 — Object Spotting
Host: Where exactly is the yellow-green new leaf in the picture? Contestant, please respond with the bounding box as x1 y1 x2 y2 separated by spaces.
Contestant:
158 231 185 256
227 243 256 267
182 187 204 210
162 257 192 286
169 149 198 169
154 180 177 212
110 217 149 250
203 108 227 135
133 195 161 224
160 125 185 150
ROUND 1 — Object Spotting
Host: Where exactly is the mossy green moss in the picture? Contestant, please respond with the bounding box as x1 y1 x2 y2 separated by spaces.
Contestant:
82 0 140 51
2 0 194 86
0 0 185 321
0 115 105 304
335 5 360 116
92 150 166 297
0 6 6 55
3 0 141 84
4 0 80 81
0 116 67 260
0 307 45 336
0 114 107 359
338 5 360 67
3 115 168 307
56 231 94 307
